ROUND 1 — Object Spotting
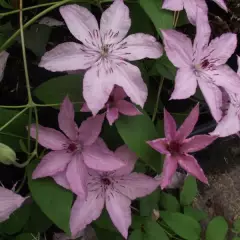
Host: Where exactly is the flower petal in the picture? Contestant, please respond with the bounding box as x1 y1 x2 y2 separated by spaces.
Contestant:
181 135 217 153
114 145 138 176
80 103 91 112
116 100 141 116
79 114 105 146
161 30 193 68
52 171 70 190
171 68 198 100
106 189 131 239
213 0 227 11
162 0 183 11
114 173 158 200
29 124 68 150
164 109 177 141
178 154 208 184
58 96 78 140
100 0 131 44
183 0 198 25
0 51 9 82
147 138 169 155
106 107 119 125
66 153 88 198
0 187 26 222
83 138 124 171
238 55 240 75
211 103 240 137
207 65 240 95
83 64 115 115
112 86 127 101
114 61 148 108
197 80 223 122
59 4 101 48
113 33 163 61
193 6 211 63
176 104 199 142
32 150 72 179
39 42 99 72
160 155 178 189
70 192 104 237
204 33 237 66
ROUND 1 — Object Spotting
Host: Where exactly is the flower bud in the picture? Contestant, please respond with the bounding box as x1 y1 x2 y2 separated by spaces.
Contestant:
0 143 17 165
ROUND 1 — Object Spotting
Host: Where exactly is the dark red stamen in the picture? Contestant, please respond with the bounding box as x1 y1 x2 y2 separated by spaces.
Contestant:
167 141 181 155
201 59 210 69
102 178 111 185
68 143 77 152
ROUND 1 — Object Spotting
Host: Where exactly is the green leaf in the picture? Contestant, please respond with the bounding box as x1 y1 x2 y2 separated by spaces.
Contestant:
15 233 34 240
160 192 180 212
161 211 201 240
180 176 198 206
94 226 123 240
0 204 30 235
233 238 240 240
94 210 117 232
23 202 52 233
131 215 148 229
116 113 162 172
233 218 240 233
206 217 228 240
184 206 208 221
145 221 169 240
129 229 144 240
27 159 73 234
154 55 177 80
0 0 12 9
139 0 173 36
0 109 29 151
17 24 51 56
140 189 160 216
0 22 14 48
34 74 83 111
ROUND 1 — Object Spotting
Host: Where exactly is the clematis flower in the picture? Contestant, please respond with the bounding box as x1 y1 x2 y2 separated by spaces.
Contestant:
0 51 9 82
39 0 163 115
211 56 240 137
0 186 26 222
70 145 158 239
147 104 217 189
161 7 240 122
30 96 124 198
81 86 141 125
163 0 227 25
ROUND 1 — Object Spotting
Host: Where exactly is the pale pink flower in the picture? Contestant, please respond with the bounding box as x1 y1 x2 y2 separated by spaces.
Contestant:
0 51 9 82
211 56 240 137
39 0 163 115
30 96 124 198
0 186 26 222
161 7 240 122
81 86 141 125
163 0 227 25
147 104 217 189
70 145 158 239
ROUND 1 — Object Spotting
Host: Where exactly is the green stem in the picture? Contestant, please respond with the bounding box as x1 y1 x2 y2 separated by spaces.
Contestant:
13 151 36 168
27 108 33 153
0 105 27 109
152 77 164 122
0 0 73 51
15 170 27 193
0 132 28 140
0 1 61 17
0 107 28 132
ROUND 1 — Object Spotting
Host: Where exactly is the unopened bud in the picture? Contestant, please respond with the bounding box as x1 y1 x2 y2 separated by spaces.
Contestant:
0 143 17 165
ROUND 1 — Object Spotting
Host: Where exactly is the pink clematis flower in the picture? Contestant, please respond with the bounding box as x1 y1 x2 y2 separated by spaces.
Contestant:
38 0 163 115
147 104 217 189
0 186 26 222
211 56 240 137
81 86 141 125
163 0 227 25
70 145 158 239
0 51 9 82
30 96 124 198
161 7 240 122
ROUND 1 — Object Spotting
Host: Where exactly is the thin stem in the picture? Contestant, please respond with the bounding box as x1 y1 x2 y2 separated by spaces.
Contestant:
0 2 60 17
33 107 39 154
152 77 164 122
0 0 73 51
0 132 28 140
0 107 28 132
13 151 36 168
27 108 33 153
15 170 27 193
173 11 180 28
0 105 27 109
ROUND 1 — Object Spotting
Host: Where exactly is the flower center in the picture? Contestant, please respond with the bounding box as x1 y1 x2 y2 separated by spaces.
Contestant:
102 178 111 186
67 142 82 153
200 59 210 69
167 141 181 155
101 45 109 58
